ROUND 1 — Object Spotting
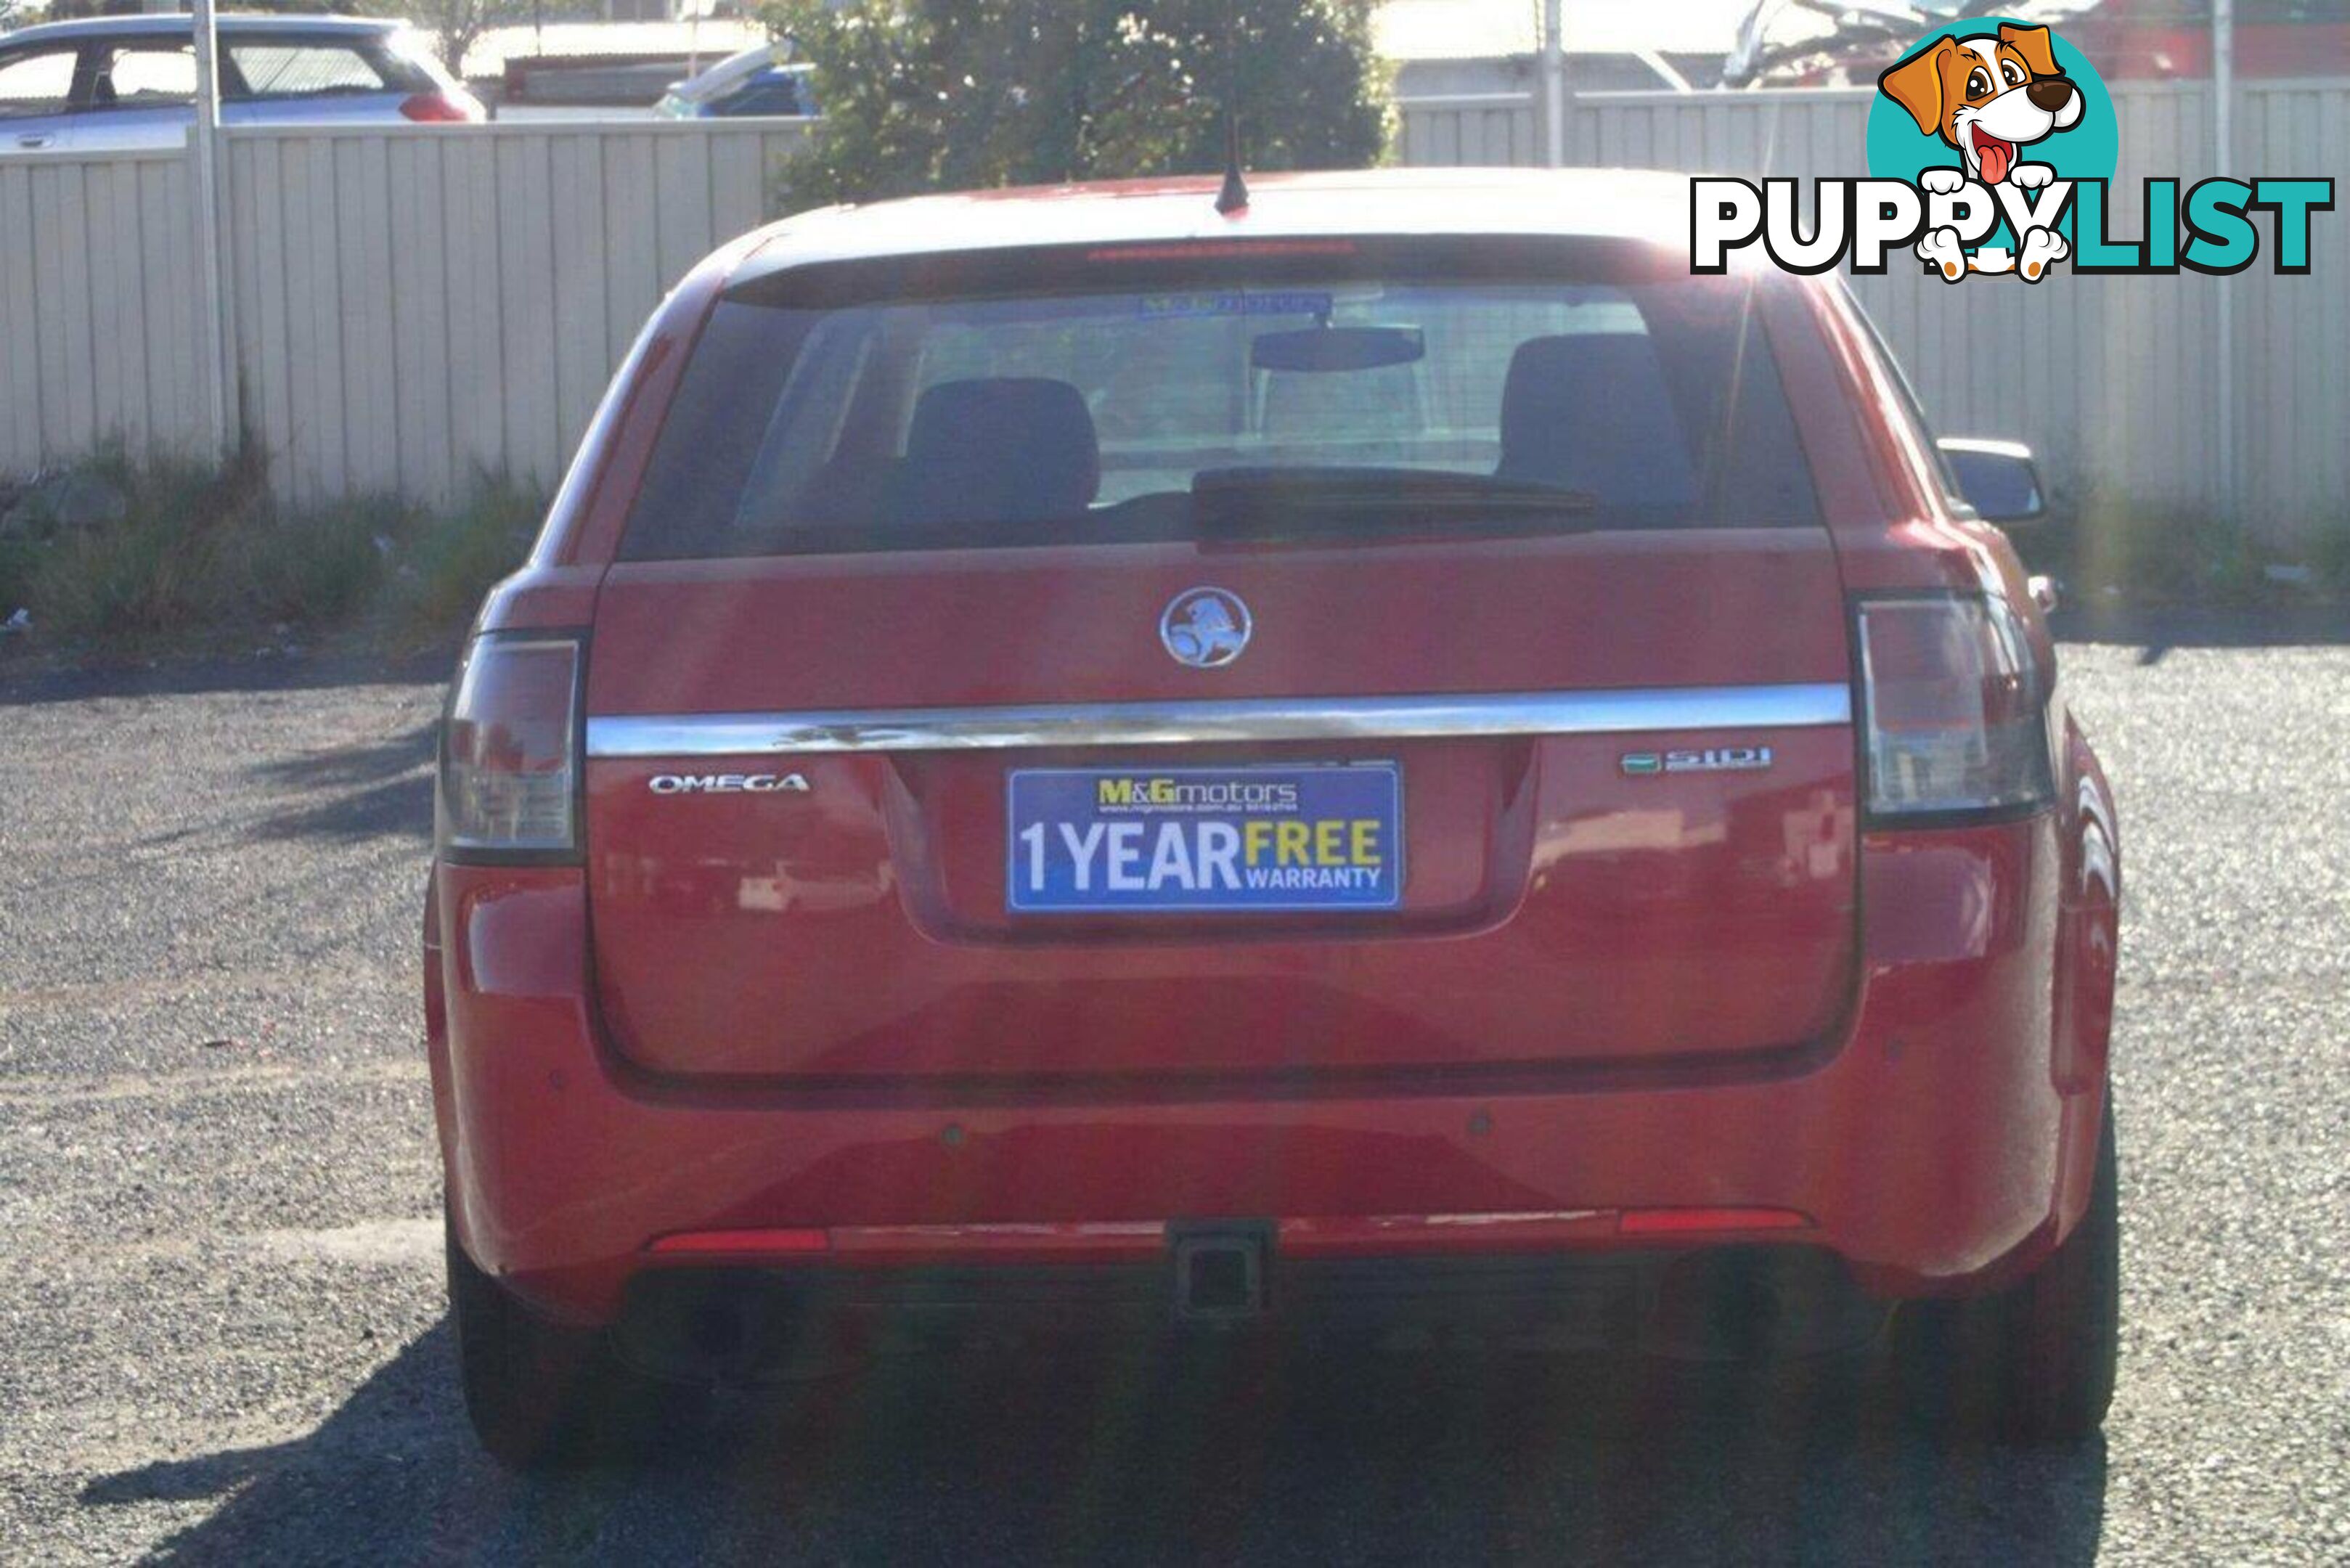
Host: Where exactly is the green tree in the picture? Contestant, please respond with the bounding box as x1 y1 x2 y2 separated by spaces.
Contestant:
396 0 533 80
762 1 1386 211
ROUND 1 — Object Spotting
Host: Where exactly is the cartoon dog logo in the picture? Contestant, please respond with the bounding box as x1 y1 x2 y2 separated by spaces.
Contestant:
1879 23 2084 281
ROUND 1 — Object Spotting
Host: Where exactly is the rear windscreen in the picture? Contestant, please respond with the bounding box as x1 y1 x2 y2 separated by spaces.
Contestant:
226 37 428 98
619 254 1819 559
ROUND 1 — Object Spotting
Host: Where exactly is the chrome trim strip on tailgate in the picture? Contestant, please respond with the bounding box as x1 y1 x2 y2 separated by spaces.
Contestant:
585 684 1851 758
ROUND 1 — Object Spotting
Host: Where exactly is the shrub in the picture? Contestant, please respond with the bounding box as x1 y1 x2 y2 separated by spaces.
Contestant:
391 475 544 632
0 443 268 637
2307 522 2350 596
766 0 1387 209
0 446 545 650
2062 491 2275 604
218 495 415 629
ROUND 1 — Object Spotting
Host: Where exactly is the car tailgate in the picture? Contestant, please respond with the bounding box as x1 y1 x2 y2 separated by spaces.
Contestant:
582 529 1856 1087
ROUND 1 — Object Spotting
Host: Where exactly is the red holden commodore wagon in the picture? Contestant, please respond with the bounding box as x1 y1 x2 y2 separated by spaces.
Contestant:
425 168 2121 1466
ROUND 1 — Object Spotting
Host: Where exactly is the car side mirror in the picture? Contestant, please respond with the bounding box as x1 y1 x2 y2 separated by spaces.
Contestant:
1936 438 2044 526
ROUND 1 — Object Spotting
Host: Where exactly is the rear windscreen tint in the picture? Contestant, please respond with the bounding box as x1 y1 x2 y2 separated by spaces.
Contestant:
227 38 418 97
619 261 1819 559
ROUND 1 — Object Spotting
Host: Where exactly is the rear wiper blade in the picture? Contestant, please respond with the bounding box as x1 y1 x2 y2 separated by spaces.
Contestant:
1191 466 1596 538
1196 466 1594 510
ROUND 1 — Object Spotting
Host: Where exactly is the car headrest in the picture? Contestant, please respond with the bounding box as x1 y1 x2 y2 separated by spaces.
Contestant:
893 377 1100 528
1496 332 1700 511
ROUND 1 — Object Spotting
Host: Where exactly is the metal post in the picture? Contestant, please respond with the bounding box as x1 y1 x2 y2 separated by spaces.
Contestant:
2212 0 2235 523
1542 0 1567 168
189 0 234 457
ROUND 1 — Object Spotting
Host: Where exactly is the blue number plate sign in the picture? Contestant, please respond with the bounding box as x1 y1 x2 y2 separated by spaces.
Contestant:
1008 764 1402 913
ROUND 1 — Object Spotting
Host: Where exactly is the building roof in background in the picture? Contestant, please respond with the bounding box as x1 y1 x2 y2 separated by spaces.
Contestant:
1372 0 1758 61
460 20 764 79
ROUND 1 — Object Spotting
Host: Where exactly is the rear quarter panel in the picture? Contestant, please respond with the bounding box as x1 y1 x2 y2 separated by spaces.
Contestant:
1794 275 2120 1249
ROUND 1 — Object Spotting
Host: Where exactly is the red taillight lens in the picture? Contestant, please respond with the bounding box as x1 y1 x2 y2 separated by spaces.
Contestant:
1856 595 2051 820
399 91 477 123
438 636 580 857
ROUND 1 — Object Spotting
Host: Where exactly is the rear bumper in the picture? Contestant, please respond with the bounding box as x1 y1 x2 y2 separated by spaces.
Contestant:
609 1246 1885 1382
427 816 2110 1328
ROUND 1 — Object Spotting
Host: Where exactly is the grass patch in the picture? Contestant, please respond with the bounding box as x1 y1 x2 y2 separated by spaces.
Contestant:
2065 497 2270 603
219 495 418 629
0 444 540 653
2021 484 2346 607
390 478 545 632
2309 523 2350 597
0 444 267 636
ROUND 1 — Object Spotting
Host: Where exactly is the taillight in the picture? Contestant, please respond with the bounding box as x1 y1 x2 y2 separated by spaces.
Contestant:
1856 595 2051 821
399 91 478 123
438 635 581 859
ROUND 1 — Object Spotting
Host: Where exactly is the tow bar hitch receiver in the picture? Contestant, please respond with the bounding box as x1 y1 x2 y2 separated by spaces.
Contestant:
1171 1226 1269 1322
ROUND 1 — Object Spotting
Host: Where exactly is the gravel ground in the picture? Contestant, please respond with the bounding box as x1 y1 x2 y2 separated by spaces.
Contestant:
1 628 2344 1564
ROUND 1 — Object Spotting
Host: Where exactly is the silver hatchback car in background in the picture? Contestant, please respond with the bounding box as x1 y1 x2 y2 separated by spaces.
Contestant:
0 14 482 154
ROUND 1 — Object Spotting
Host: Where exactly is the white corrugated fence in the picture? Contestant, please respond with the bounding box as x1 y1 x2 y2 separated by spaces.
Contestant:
1 121 809 510
1401 81 2348 546
1 91 2343 544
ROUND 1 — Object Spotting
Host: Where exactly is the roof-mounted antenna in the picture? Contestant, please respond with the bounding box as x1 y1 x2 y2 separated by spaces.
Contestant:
1215 107 1249 215
1214 9 1247 216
